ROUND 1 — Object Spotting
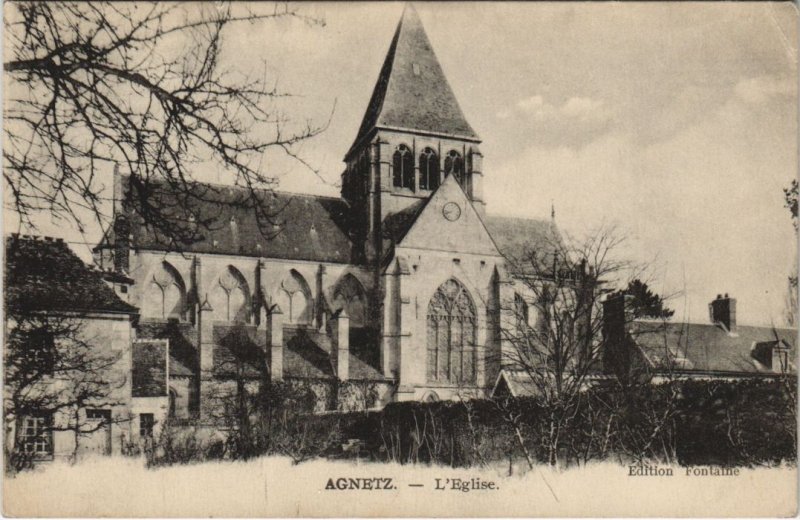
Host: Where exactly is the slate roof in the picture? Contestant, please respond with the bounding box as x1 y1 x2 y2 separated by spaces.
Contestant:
137 320 199 378
132 340 168 397
211 324 387 381
484 215 562 267
213 324 267 379
630 321 796 375
283 326 386 381
347 4 478 157
5 234 137 315
99 177 358 264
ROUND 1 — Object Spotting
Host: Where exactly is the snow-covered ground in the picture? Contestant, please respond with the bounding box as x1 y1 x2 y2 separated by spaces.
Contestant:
4 456 796 517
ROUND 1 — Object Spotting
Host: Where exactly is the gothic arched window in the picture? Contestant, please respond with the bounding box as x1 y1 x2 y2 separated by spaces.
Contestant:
419 147 440 191
393 145 414 190
277 270 312 324
445 150 470 194
145 262 186 320
211 266 250 323
426 279 477 384
444 150 464 182
333 274 367 328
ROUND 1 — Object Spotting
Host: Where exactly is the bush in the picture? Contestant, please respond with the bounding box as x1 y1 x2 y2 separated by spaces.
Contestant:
140 378 796 469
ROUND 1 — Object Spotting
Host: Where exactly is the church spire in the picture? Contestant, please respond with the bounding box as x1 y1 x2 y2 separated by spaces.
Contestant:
346 3 479 158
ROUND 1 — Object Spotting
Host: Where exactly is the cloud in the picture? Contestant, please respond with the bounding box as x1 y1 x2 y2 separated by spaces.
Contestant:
734 75 794 104
498 94 614 147
512 95 611 122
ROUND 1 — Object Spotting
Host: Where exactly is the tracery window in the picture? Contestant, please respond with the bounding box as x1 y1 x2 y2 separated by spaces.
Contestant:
333 274 367 328
426 279 477 384
419 147 440 191
212 266 249 323
392 145 414 190
146 262 186 320
277 270 312 324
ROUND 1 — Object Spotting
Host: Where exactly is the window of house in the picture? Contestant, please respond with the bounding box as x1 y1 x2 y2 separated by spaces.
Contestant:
87 409 111 422
419 148 440 191
139 413 155 438
27 328 55 375
392 145 414 190
20 414 52 457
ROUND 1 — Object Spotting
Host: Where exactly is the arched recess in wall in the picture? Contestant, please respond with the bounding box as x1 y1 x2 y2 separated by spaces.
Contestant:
276 270 312 325
422 391 440 403
144 261 187 320
333 274 367 328
210 266 251 323
426 278 477 384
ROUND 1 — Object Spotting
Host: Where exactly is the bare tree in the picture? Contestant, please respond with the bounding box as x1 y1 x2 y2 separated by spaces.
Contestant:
4 2 327 245
4 312 127 471
494 223 644 466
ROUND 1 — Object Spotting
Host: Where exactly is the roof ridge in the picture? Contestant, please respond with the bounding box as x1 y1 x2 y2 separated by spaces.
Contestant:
115 173 343 202
486 213 551 223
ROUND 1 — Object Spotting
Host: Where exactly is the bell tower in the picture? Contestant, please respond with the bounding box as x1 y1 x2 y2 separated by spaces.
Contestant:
341 4 484 264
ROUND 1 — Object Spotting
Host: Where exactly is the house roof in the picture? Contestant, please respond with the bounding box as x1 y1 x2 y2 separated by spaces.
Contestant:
630 320 796 375
5 234 137 315
98 177 358 264
347 4 478 157
493 369 539 398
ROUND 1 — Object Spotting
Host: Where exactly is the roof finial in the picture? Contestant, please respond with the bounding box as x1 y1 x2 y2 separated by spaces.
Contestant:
551 200 556 220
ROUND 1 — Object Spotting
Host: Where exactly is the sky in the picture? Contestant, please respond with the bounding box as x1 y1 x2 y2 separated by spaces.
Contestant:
7 2 798 326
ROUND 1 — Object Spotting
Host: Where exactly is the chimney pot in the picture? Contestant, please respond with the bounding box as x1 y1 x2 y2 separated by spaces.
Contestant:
709 294 736 333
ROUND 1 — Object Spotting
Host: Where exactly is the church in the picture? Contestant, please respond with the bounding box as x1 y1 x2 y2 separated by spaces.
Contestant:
94 5 559 417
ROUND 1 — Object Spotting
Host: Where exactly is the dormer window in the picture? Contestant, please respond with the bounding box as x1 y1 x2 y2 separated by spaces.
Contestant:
419 147 440 191
393 144 414 190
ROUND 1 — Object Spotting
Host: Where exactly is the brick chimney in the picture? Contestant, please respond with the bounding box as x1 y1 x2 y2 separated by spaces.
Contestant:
709 294 736 333
602 292 634 383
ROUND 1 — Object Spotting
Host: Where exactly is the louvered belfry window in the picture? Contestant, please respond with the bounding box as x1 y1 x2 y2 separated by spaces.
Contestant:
426 279 477 384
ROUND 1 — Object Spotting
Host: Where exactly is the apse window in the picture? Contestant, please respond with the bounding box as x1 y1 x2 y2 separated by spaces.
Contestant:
412 63 421 76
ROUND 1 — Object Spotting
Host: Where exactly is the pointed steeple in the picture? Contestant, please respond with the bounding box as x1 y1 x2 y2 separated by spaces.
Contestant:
347 4 478 157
